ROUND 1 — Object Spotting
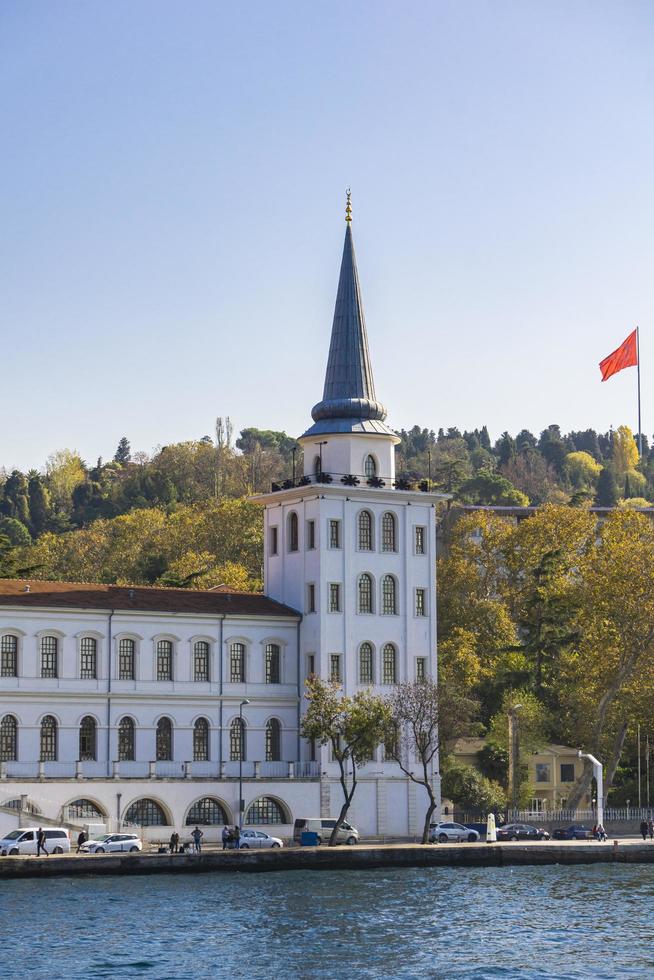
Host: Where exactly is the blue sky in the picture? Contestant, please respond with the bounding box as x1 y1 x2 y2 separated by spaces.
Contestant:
2 1 653 471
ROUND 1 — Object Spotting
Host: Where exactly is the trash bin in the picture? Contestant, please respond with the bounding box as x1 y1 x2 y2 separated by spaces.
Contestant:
301 831 319 846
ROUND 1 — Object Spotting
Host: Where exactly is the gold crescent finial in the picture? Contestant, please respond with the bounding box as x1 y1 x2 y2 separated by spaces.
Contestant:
345 188 352 223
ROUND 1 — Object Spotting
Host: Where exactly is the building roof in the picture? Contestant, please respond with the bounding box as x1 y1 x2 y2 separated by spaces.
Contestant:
0 580 300 618
302 216 395 439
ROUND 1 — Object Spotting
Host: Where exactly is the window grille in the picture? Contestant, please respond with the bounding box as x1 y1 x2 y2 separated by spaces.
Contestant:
382 644 397 684
0 635 17 677
415 589 426 616
67 798 104 820
194 641 210 682
329 583 341 612
40 636 58 678
358 574 373 614
307 583 316 613
156 640 173 681
40 715 57 761
230 718 246 761
230 643 245 683
307 520 316 549
156 717 173 761
382 576 397 615
265 719 281 761
265 643 280 684
245 797 286 825
329 520 341 548
193 718 209 761
330 654 341 683
0 715 17 761
186 797 227 825
359 643 373 684
381 512 396 552
364 455 377 478
415 526 425 554
416 658 426 682
118 717 135 761
288 512 299 552
79 716 97 761
124 798 167 826
358 511 373 550
80 637 97 679
119 638 135 680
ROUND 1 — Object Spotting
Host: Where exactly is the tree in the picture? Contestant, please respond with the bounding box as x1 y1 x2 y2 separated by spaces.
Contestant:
301 678 391 845
459 472 529 507
0 517 31 547
441 763 506 814
114 437 131 464
564 452 601 489
595 467 619 507
27 473 51 535
0 534 39 578
385 679 477 843
46 450 86 515
612 425 639 476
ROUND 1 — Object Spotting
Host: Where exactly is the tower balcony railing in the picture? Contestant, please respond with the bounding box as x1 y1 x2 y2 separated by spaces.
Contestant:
271 471 434 493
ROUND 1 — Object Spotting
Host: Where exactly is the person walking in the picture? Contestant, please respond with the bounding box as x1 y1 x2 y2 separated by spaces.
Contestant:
36 828 48 857
191 826 203 853
170 831 179 853
234 825 241 850
76 830 88 853
640 819 648 841
222 825 230 850
648 819 653 841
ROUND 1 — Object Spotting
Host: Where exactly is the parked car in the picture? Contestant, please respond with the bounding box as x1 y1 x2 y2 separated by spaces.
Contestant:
429 822 480 843
0 827 71 856
552 825 592 840
81 833 142 853
293 818 360 845
239 830 283 849
496 823 551 841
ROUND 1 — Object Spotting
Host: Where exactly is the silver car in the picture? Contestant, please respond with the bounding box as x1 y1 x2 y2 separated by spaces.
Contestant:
81 833 142 853
238 830 283 849
429 822 480 843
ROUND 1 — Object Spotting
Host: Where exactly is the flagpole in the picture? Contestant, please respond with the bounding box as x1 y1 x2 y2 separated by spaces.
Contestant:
637 326 642 457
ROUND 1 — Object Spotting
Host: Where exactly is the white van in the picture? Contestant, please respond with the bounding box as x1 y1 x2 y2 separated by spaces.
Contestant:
293 818 359 845
0 827 71 856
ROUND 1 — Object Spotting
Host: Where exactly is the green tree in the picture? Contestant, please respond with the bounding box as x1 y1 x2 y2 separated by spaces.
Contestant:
114 437 131 464
564 451 601 489
0 517 31 547
441 763 506 814
27 473 51 535
459 472 529 507
595 467 619 506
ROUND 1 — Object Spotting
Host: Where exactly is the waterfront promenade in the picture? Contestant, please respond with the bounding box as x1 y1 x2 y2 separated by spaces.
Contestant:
1 838 653 880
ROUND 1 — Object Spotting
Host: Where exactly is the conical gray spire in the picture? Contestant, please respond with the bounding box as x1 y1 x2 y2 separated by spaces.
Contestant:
303 219 394 438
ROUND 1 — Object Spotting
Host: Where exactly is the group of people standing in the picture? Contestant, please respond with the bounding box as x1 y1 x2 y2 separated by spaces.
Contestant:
167 825 242 852
639 820 654 841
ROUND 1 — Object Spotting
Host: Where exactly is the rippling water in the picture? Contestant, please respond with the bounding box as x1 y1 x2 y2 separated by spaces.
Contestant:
1 865 653 978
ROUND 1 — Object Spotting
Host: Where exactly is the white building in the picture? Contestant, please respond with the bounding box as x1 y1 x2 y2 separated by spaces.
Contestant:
0 201 444 841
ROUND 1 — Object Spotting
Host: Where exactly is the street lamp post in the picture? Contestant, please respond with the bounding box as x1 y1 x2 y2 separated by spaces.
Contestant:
239 699 250 829
579 750 604 829
508 704 523 817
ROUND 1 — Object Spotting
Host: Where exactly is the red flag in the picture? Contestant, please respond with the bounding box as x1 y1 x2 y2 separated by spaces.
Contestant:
599 329 638 382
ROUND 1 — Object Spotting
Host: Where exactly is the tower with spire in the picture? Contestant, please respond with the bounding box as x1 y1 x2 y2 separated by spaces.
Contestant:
254 196 444 822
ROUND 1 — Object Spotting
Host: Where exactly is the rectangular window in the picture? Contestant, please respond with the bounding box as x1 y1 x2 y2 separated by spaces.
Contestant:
415 526 426 554
382 646 396 684
307 654 315 677
416 657 426 681
270 526 278 556
415 588 426 617
307 583 316 613
330 654 341 683
535 763 551 783
156 640 173 681
119 638 135 680
0 635 18 677
560 763 575 783
329 583 341 613
230 643 245 683
40 636 58 678
307 520 316 550
80 637 97 679
194 641 210 682
329 519 341 548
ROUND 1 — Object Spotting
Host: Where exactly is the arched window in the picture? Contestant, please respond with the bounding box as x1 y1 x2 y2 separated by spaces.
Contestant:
245 796 287 825
40 715 57 761
193 717 209 761
67 798 105 820
265 719 281 761
229 642 245 683
358 510 373 550
382 644 397 685
364 455 377 478
265 643 280 684
0 715 17 761
124 798 167 826
288 511 299 552
359 643 374 684
194 641 210 682
0 635 18 677
156 640 173 681
156 717 173 761
358 574 373 614
118 716 135 761
119 638 135 680
79 716 97 761
381 512 397 552
230 717 246 761
382 575 397 615
186 797 228 825
40 636 58 678
80 637 97 679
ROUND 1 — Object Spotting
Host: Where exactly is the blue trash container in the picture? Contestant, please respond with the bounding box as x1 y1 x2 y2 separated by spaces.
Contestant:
301 831 319 846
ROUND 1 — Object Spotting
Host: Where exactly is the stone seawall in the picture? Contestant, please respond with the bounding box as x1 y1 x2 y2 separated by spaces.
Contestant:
1 841 653 880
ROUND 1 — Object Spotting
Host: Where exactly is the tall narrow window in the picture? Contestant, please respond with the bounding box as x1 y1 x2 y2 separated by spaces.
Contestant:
288 512 299 552
156 717 173 761
119 638 135 680
265 718 281 761
307 583 316 613
0 715 17 761
0 635 18 677
156 640 173 681
314 456 322 479
382 644 397 685
415 588 426 617
358 574 373 614
415 526 426 555
194 641 210 682
416 657 427 682
364 455 377 478
193 717 209 761
329 583 341 612
118 716 135 761
307 653 316 677
382 512 397 552
329 519 341 548
330 654 341 683
358 510 373 550
230 717 246 761
79 716 97 761
40 715 58 761
80 637 97 679
270 526 278 555
40 636 58 678
382 576 397 615
230 642 245 683
265 643 280 684
307 520 316 550
359 643 373 684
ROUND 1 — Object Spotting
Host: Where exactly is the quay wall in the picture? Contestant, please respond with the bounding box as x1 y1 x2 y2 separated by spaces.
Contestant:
1 841 653 880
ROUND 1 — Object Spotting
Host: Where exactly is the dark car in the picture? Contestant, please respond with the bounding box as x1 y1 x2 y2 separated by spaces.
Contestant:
496 823 551 841
552 825 592 840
